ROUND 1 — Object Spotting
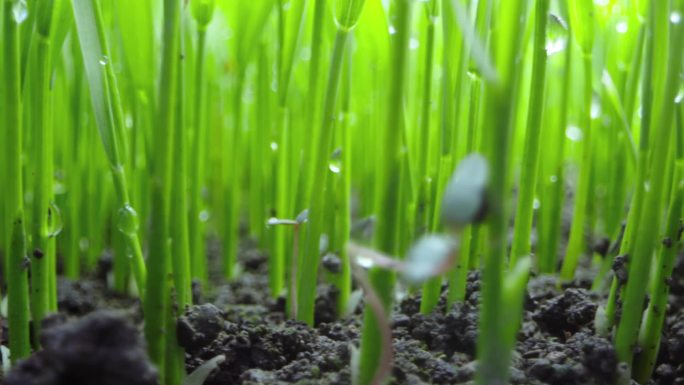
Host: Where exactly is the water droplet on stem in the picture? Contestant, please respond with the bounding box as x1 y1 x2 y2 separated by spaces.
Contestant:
47 202 64 238
12 0 28 24
117 204 140 237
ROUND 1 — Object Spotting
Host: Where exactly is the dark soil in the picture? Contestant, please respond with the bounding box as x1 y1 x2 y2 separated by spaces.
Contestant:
3 240 684 385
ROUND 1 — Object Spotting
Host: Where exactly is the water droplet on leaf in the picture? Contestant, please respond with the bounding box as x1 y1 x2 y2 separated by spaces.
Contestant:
199 210 210 222
409 38 420 50
566 125 583 142
546 13 568 56
47 202 64 238
99 56 109 66
329 160 341 173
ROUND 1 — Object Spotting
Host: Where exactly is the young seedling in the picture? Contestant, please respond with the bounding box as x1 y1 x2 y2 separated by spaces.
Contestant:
267 209 309 319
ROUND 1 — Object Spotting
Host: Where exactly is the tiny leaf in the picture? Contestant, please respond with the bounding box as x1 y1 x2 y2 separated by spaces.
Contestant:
183 355 226 385
403 235 457 284
441 153 489 227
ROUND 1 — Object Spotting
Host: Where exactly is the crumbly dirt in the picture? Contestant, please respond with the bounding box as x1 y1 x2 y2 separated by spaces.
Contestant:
4 311 157 385
3 240 683 385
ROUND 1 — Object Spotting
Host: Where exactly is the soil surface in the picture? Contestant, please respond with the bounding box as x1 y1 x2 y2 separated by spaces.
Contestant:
3 238 684 385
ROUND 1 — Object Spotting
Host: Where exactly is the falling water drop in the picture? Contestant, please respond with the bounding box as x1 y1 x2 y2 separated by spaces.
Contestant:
47 202 64 238
117 204 140 237
12 0 28 24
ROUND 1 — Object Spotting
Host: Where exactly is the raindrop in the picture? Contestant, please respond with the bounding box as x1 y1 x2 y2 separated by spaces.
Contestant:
356 255 374 269
199 210 210 222
79 238 90 252
533 198 540 210
389 25 397 35
47 202 64 238
329 148 342 173
125 114 134 129
566 125 583 142
270 142 278 151
594 0 609 6
591 97 602 119
409 38 420 50
546 14 568 56
329 160 341 174
616 20 628 34
12 0 28 24
117 204 140 237
550 175 558 183
671 11 682 24
99 56 109 66
53 182 66 195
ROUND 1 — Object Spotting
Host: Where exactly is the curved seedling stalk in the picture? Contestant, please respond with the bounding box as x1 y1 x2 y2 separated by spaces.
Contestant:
266 209 309 319
349 255 392 385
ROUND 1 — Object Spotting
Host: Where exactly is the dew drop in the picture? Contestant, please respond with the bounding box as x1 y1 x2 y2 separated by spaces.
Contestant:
591 97 602 119
616 21 628 34
550 175 558 183
389 25 397 35
125 114 134 129
270 142 278 151
53 182 66 195
117 204 140 237
533 198 540 210
99 56 109 66
79 238 90 252
357 255 374 269
328 160 341 174
12 0 28 24
546 14 568 56
47 202 64 238
671 11 682 24
566 125 583 142
199 210 210 222
409 38 420 50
